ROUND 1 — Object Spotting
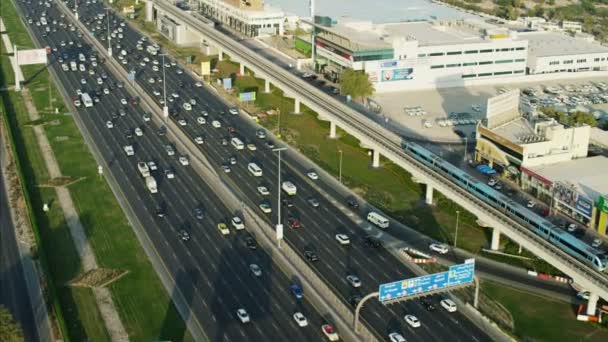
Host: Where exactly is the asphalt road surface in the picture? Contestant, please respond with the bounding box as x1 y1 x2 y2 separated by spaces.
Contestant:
14 1 329 340
62 1 494 340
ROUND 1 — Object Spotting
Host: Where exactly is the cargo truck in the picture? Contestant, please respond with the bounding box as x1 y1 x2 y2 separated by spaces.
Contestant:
137 161 150 177
145 176 158 193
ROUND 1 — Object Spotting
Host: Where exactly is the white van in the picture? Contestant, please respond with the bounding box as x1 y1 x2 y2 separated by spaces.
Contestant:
247 162 262 177
231 137 244 150
281 181 297 196
367 211 389 229
70 61 77 71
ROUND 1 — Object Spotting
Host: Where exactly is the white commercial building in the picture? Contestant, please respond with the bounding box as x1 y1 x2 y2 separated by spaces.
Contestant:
197 0 285 37
516 31 608 74
312 18 528 92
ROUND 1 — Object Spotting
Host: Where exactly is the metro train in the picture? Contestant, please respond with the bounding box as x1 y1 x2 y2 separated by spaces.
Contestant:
403 142 608 272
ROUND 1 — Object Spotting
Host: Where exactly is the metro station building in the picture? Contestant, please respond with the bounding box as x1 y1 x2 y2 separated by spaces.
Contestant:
197 0 285 37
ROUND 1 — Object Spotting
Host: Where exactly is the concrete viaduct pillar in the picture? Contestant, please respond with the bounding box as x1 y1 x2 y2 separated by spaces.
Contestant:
145 1 154 22
265 79 271 93
218 48 224 61
587 292 599 316
329 121 337 139
372 149 380 168
491 228 501 250
239 63 245 75
425 184 433 205
294 98 301 114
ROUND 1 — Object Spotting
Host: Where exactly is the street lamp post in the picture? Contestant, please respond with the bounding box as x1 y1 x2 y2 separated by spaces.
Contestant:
273 147 288 248
106 8 112 57
276 107 281 138
455 210 460 248
160 54 169 122
74 0 79 21
463 137 468 162
338 149 343 184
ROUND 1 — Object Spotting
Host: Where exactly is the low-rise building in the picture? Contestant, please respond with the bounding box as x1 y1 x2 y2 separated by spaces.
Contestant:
197 0 285 37
520 156 608 233
562 20 583 33
516 31 608 74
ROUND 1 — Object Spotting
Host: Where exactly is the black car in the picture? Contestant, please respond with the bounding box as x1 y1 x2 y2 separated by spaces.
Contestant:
349 294 362 306
155 207 166 218
304 249 318 262
157 125 167 136
245 236 257 250
282 198 294 208
454 130 466 138
420 297 435 311
124 129 133 139
364 235 382 248
347 197 359 208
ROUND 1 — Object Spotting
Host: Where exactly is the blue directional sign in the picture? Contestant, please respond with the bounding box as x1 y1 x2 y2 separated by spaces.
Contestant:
379 259 475 302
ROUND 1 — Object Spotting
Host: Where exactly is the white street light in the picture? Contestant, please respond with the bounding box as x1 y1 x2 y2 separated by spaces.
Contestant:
338 149 343 184
160 53 169 122
455 210 460 248
106 8 112 57
273 147 288 248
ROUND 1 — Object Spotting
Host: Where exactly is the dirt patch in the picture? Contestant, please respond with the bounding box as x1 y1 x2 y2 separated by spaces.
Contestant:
69 268 129 288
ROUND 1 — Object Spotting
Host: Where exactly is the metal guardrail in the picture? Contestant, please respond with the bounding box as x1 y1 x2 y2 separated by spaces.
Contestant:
155 0 608 296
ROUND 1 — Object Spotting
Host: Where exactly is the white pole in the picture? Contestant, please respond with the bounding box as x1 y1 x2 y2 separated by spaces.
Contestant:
162 54 168 122
339 150 343 183
14 44 21 91
463 137 468 162
274 147 287 248
107 8 112 57
455 210 460 248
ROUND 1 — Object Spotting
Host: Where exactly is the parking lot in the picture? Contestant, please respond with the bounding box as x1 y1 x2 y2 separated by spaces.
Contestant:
372 76 608 142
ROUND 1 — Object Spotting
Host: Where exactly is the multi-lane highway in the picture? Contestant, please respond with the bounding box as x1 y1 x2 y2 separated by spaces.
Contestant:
14 0 330 340
58 0 495 340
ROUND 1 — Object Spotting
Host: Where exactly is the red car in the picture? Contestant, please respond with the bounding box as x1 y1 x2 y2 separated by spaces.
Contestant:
287 217 301 229
227 126 236 134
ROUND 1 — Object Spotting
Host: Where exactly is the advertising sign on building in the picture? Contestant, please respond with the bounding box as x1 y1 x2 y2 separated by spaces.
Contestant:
575 195 594 218
16 49 48 65
380 68 414 82
598 196 608 213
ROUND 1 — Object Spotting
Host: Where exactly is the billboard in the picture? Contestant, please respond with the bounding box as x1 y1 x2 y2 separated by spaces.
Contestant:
380 68 413 82
576 195 593 218
379 259 475 302
16 49 47 65
222 78 232 90
200 61 211 76
239 91 256 102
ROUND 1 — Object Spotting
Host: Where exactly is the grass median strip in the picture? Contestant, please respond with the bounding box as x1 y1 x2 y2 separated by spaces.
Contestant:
2 1 193 340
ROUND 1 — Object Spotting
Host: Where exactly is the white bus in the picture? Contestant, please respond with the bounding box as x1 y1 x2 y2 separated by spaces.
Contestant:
231 137 244 150
81 93 93 108
367 211 389 229
247 162 262 177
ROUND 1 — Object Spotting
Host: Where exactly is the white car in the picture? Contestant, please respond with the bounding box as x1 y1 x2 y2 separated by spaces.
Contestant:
429 243 449 254
404 314 420 328
152 65 159 72
236 309 250 323
388 332 407 342
148 78 155 84
189 99 197 105
257 186 270 195
165 145 175 156
307 171 319 180
346 275 361 288
229 108 239 115
194 136 204 145
293 312 308 327
335 234 350 245
183 103 192 111
165 169 175 179
440 299 457 312
179 156 189 166
120 98 128 105
134 127 143 136
231 216 245 230
321 324 339 341
103 88 110 95
178 119 187 126
249 264 262 277
142 114 151 122
123 145 134 156
526 200 535 208
592 239 603 248
171 92 179 98
247 143 257 151
147 161 158 171
106 121 114 128
194 81 202 87
73 99 81 107
212 120 221 128
196 117 206 125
